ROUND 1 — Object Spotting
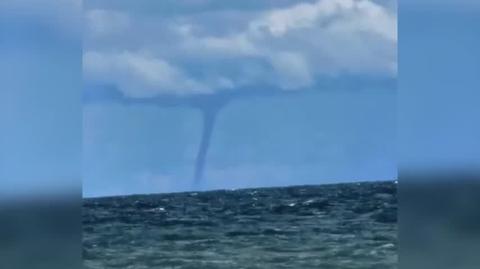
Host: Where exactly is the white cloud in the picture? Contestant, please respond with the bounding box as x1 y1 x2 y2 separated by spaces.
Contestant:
269 52 313 89
249 0 396 41
86 9 131 37
247 0 397 76
249 0 349 37
84 0 396 98
83 51 213 97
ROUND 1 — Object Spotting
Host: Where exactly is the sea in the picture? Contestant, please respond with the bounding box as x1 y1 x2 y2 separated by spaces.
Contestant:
83 181 397 269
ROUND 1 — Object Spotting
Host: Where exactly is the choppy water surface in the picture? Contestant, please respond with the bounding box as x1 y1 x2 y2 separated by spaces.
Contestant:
83 181 397 268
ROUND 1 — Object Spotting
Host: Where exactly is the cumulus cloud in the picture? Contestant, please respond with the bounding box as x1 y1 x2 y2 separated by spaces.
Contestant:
249 0 396 41
83 51 220 97
84 0 396 98
86 9 131 37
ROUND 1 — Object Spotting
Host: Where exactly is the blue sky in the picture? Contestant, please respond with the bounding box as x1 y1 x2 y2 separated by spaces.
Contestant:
0 0 81 198
399 0 480 172
83 0 397 197
0 0 477 199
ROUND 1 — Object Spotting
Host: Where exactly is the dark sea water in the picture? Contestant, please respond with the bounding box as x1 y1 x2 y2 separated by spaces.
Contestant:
83 181 397 269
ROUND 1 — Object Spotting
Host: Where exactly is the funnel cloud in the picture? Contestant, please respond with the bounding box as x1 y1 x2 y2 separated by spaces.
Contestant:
194 106 220 186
